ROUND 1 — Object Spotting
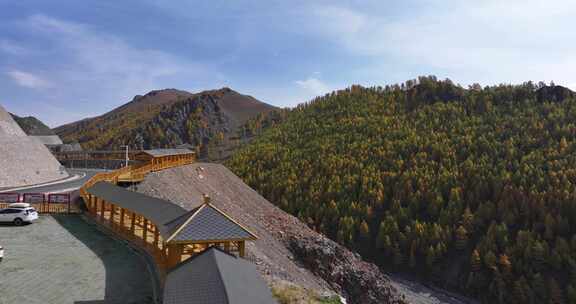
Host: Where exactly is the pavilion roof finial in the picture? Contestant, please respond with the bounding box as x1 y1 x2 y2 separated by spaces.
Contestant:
202 193 211 205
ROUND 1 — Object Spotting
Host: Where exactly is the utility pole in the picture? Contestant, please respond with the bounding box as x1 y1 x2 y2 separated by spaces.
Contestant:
120 145 129 167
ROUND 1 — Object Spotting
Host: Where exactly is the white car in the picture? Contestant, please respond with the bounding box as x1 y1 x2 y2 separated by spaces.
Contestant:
0 206 38 225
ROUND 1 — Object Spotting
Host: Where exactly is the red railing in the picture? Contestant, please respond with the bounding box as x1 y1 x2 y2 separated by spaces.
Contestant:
0 192 77 214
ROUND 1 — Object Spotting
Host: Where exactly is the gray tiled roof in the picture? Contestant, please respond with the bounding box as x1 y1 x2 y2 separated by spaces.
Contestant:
86 181 187 238
163 247 277 304
170 204 256 242
140 148 194 157
86 182 256 243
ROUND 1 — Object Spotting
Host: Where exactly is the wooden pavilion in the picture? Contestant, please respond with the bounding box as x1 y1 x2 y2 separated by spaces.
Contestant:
134 149 196 171
84 181 257 271
163 247 276 304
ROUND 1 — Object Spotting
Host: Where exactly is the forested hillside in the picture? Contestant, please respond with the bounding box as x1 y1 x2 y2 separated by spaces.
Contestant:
54 88 276 158
227 76 576 303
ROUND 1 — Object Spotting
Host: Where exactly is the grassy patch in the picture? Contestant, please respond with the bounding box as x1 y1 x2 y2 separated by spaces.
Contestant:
272 283 342 304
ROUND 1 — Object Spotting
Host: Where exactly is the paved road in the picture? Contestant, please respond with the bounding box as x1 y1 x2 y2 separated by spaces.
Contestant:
0 215 154 304
1 169 103 194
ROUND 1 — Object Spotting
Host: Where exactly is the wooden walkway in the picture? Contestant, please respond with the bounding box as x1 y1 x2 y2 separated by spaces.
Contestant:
79 149 198 274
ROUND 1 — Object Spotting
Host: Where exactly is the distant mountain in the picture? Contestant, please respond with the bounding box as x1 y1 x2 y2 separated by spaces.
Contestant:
227 77 576 303
54 88 277 157
10 113 55 136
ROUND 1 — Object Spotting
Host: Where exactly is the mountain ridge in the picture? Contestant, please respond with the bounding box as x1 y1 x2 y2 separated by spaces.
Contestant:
54 87 277 154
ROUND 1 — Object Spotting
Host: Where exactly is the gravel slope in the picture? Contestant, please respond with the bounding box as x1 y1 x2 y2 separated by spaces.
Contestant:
134 163 334 293
0 104 68 188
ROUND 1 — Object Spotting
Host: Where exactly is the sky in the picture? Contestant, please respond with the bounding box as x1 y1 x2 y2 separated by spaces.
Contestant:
1 0 575 127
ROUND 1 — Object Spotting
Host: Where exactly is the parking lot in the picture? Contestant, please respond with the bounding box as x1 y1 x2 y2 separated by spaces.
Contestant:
0 215 154 304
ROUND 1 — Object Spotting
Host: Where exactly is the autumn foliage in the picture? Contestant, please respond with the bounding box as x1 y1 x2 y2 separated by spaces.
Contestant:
228 76 576 303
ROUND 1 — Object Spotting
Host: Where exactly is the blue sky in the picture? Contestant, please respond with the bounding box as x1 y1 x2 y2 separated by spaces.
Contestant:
1 0 575 126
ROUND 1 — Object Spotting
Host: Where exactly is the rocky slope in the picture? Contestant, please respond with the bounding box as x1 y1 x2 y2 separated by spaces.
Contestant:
133 163 407 304
54 88 277 157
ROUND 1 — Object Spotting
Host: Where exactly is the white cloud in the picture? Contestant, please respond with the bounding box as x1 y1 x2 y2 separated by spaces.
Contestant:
6 70 52 89
293 0 576 88
295 77 331 95
308 5 366 36
8 14 224 125
23 14 198 94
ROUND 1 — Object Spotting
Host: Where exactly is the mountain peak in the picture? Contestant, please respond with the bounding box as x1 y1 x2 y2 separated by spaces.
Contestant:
54 87 277 152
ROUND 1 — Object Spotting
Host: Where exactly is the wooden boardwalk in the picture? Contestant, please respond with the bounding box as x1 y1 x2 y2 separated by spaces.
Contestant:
79 149 198 274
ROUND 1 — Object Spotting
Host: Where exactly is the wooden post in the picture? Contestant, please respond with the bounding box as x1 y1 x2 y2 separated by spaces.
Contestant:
239 240 245 258
110 204 116 229
224 242 230 253
120 208 125 233
143 218 148 245
166 243 183 269
154 226 159 248
163 245 169 263
130 212 136 235
100 199 105 222
89 196 94 215
93 196 97 215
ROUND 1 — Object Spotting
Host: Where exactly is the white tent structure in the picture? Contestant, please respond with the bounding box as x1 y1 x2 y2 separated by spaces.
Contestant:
0 105 68 188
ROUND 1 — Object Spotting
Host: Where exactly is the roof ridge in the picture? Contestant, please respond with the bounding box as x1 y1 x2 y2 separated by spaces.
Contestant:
212 249 231 304
165 204 206 242
165 246 219 274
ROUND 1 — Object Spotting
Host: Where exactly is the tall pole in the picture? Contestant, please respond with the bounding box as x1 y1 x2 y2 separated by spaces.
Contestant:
120 145 129 167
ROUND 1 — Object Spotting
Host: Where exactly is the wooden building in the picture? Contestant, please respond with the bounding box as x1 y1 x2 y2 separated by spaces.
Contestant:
134 149 196 171
84 181 257 271
163 247 277 304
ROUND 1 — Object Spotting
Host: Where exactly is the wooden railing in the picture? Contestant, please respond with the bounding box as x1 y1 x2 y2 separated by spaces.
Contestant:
79 154 194 200
0 193 78 214
0 202 78 214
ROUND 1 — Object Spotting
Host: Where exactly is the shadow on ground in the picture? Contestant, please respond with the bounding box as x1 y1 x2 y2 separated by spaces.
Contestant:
52 215 154 304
